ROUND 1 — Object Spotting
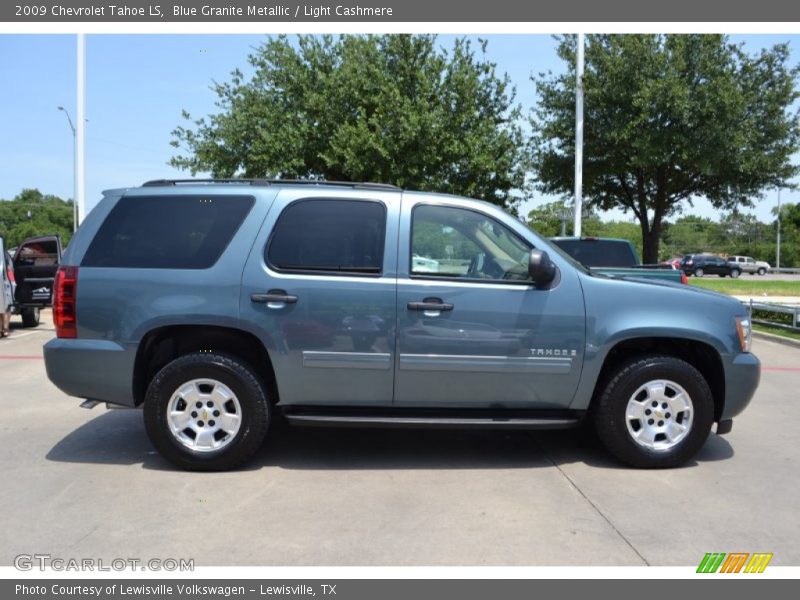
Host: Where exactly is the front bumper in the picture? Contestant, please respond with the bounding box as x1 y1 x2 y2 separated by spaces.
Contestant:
720 351 761 421
43 338 138 407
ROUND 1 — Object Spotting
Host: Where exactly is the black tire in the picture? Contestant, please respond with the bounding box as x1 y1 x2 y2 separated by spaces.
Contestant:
21 307 40 328
730 269 741 279
694 268 704 277
143 352 270 471
757 268 767 276
592 356 714 468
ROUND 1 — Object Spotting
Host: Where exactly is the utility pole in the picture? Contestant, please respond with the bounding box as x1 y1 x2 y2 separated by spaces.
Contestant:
573 33 585 237
76 33 86 227
776 188 781 272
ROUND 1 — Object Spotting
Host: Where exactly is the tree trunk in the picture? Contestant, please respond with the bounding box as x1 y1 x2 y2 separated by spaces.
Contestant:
641 226 661 264
635 173 666 264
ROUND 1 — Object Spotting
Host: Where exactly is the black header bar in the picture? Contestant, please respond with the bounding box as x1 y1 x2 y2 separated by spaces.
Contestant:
3 0 800 22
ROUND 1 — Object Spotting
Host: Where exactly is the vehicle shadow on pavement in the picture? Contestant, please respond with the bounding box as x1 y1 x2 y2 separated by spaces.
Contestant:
46 410 734 472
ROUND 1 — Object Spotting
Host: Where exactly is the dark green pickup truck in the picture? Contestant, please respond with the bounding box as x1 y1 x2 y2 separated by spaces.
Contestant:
550 237 687 284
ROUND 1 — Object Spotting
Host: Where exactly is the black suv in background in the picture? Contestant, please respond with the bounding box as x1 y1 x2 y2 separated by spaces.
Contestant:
681 254 741 278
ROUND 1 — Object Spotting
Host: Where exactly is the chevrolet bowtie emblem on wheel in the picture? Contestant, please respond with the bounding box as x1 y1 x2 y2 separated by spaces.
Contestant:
697 552 773 573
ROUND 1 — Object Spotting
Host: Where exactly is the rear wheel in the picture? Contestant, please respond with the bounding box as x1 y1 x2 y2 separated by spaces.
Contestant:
143 352 270 471
593 356 714 468
694 268 704 277
730 269 741 279
21 307 40 328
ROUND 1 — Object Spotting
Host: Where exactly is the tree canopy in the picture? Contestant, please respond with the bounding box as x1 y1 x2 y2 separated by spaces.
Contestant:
171 34 526 209
531 34 800 262
0 189 73 248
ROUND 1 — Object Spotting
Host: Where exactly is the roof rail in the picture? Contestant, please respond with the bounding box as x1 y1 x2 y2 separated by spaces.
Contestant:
141 178 401 191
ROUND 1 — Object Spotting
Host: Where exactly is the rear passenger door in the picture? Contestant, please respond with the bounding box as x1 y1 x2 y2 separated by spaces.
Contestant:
240 189 400 407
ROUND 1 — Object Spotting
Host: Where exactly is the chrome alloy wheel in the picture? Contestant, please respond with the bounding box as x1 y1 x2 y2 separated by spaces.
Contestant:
166 379 242 452
625 379 694 451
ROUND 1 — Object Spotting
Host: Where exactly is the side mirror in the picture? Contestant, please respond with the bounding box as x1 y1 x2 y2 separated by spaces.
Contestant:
528 249 556 286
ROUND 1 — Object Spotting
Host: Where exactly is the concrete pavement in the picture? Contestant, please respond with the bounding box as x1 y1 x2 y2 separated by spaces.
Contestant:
1 314 798 566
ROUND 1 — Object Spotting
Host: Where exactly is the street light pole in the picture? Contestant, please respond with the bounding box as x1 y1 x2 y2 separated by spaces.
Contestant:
57 106 78 233
776 188 782 273
573 33 585 237
76 33 86 228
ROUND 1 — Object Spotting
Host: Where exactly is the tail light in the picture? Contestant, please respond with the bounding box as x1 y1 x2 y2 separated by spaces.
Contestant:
54 266 78 338
6 265 14 284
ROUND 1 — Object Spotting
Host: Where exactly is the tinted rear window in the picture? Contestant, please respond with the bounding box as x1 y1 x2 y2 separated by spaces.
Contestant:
551 239 637 267
82 195 254 269
15 239 59 267
267 199 386 274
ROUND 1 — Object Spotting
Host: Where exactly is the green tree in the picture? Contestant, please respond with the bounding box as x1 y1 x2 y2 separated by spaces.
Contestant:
526 200 603 237
773 201 800 267
0 189 73 248
527 200 571 236
531 34 800 263
171 35 526 209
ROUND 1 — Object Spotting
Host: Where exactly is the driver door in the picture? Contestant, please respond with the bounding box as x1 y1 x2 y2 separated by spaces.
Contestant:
394 196 585 409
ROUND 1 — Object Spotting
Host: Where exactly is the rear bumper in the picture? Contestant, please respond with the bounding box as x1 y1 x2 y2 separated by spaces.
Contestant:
43 338 138 406
720 352 761 421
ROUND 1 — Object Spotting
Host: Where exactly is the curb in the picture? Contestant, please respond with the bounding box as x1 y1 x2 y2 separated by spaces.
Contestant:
753 330 800 350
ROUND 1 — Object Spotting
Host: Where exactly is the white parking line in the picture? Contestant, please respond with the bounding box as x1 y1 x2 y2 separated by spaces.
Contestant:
2 330 49 341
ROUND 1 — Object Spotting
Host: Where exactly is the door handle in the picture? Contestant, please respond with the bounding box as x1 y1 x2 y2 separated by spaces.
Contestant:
407 298 454 312
251 290 298 306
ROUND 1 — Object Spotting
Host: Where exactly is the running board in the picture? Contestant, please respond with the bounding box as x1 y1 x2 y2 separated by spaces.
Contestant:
282 407 584 430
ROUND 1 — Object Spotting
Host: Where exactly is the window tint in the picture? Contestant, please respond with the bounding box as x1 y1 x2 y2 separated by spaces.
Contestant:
411 205 531 281
15 239 59 267
82 195 254 269
267 199 386 274
549 239 636 267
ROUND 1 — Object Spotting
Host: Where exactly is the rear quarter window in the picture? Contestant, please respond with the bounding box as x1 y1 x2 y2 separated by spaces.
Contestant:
82 195 254 269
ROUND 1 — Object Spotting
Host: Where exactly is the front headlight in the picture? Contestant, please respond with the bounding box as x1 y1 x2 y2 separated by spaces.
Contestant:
736 316 752 352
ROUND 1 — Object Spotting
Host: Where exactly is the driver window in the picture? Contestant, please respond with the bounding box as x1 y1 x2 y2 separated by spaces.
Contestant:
410 204 531 281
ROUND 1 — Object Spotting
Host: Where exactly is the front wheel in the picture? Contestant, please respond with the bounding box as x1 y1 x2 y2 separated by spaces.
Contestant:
757 268 767 276
592 356 714 468
144 352 270 471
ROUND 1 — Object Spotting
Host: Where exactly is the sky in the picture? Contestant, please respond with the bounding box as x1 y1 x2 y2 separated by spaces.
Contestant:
0 33 798 224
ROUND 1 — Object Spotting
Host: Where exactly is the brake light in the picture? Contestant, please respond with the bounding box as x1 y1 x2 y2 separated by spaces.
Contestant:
54 266 78 338
680 272 688 285
6 265 14 284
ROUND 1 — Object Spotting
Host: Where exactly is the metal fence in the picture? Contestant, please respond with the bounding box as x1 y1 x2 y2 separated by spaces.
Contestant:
748 300 800 332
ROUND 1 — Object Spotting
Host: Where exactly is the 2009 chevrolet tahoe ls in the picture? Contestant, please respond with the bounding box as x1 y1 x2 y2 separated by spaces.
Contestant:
43 179 760 470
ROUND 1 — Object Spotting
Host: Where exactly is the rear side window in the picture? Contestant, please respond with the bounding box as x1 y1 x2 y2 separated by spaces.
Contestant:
551 239 636 267
82 195 254 269
15 240 59 267
267 199 386 274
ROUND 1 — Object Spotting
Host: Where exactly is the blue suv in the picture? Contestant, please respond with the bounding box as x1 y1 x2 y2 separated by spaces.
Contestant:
44 180 760 470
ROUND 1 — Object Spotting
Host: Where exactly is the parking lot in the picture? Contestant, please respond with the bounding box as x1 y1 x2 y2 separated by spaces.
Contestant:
1 310 799 567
